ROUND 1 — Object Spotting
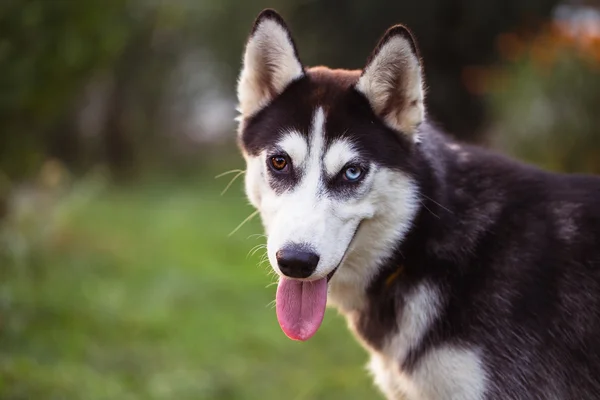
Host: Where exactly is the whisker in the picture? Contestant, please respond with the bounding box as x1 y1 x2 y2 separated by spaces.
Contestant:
259 259 271 270
252 248 267 257
420 193 454 214
258 250 271 265
220 170 245 196
252 246 267 257
214 169 244 179
266 299 277 309
248 244 267 258
265 280 279 289
228 210 260 237
247 233 267 240
265 265 277 274
248 243 265 252
262 266 273 274
420 199 440 220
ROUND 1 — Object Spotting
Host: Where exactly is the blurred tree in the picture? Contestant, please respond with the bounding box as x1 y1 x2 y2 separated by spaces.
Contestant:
490 19 600 174
102 13 157 178
0 0 188 183
182 0 562 142
0 0 132 179
285 0 562 142
0 0 587 188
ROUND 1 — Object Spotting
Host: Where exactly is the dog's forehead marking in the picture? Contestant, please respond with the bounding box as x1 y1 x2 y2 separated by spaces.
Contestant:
277 131 308 166
324 139 359 178
309 107 325 159
300 107 326 192
272 108 364 186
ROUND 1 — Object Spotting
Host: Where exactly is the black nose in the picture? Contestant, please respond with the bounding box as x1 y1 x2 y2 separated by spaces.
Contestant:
276 245 320 278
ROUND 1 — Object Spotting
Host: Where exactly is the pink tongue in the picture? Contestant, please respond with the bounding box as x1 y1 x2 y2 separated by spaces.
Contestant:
276 277 328 341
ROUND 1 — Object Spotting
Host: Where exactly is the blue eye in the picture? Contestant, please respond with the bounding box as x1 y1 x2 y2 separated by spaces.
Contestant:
343 166 363 182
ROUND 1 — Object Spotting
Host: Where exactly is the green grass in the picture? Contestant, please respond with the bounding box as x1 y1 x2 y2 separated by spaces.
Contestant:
0 169 379 400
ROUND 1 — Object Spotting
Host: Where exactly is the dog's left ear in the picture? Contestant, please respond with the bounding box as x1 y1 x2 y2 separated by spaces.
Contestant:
237 9 304 120
356 25 425 137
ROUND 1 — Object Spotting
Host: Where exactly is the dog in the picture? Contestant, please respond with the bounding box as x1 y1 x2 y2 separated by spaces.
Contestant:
235 9 600 399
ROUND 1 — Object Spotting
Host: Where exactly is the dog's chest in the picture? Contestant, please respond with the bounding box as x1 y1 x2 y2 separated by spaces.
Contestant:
336 282 488 400
365 345 487 400
368 352 415 400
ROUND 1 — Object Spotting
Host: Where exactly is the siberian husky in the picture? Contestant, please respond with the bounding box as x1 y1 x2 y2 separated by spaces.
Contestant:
235 9 600 399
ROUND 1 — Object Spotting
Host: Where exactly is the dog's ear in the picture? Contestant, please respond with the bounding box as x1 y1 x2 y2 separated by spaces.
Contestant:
356 25 425 138
237 9 304 120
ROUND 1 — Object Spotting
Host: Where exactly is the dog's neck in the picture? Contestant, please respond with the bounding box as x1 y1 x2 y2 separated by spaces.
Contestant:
327 126 483 354
328 126 447 302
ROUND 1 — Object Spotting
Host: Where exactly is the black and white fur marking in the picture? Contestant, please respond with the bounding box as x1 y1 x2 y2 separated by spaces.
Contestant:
235 9 600 400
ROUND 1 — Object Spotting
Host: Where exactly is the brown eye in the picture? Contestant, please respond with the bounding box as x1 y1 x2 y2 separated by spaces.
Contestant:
270 156 288 171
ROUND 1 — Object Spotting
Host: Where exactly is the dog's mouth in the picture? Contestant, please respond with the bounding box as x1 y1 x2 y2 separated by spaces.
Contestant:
326 267 338 282
275 222 362 342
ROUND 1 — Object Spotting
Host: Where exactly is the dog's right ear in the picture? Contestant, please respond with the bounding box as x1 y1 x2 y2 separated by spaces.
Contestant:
356 25 425 138
237 9 304 120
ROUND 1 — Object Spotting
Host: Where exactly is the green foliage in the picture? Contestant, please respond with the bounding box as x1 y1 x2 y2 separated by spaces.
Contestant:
0 168 377 399
0 0 132 179
2 2 599 398
0 0 129 116
490 45 600 174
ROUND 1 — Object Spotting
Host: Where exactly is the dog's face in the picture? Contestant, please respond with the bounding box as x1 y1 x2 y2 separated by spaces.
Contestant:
236 9 424 341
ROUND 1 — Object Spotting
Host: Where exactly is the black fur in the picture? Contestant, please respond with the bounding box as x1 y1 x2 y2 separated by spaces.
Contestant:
239 11 600 398
242 69 600 398
363 129 600 398
241 68 415 171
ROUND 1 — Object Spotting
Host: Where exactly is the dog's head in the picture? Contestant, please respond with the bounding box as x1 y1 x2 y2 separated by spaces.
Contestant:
236 9 423 340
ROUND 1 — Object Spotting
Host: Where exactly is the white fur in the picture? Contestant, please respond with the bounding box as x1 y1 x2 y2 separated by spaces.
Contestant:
239 15 487 400
411 345 487 400
245 106 419 286
278 131 308 168
328 166 420 312
244 106 420 309
363 282 487 399
369 345 487 400
356 34 424 137
323 139 359 177
368 354 413 399
365 282 442 399
244 155 268 211
388 282 442 362
237 18 303 118
250 108 375 280
242 106 485 400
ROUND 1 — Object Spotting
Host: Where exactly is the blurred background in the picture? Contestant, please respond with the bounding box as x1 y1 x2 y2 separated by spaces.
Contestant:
1 0 599 399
